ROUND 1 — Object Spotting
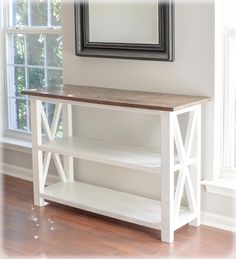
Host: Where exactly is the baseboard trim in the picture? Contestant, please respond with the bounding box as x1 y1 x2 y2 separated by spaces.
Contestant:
201 212 236 233
0 162 58 184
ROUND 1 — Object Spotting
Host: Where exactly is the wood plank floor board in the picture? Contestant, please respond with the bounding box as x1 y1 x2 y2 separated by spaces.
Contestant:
1 175 235 258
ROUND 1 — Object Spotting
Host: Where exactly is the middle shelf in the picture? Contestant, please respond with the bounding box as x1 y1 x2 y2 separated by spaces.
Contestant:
39 136 180 173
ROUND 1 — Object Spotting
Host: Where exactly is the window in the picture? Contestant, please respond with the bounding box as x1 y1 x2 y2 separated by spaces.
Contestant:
5 0 62 133
222 0 236 174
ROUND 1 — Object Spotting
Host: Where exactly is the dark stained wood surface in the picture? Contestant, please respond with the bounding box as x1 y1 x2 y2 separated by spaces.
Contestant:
1 175 236 258
22 85 210 111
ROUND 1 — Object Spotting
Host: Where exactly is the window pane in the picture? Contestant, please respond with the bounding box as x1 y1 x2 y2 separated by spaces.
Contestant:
17 99 28 130
7 0 63 134
57 120 63 137
46 35 62 67
28 100 32 132
8 66 26 97
12 0 28 26
31 0 48 26
27 34 45 66
51 0 62 26
46 103 55 126
13 34 25 64
9 98 28 131
47 69 63 87
15 67 26 96
28 68 45 88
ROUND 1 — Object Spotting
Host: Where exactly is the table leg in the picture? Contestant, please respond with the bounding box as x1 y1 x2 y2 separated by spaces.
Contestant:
62 103 74 182
161 112 175 243
31 98 46 206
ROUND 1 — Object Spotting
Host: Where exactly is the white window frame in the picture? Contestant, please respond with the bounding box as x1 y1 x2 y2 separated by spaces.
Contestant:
220 0 236 180
3 0 62 139
191 0 236 199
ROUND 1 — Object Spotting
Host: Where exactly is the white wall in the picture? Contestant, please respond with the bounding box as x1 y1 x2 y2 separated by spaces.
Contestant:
64 2 214 97
62 1 215 198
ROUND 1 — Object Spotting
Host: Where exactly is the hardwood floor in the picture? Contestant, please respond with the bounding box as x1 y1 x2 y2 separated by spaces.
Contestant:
0 175 235 258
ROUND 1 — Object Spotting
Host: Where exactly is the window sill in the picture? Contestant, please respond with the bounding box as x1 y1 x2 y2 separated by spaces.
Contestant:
202 179 236 198
0 136 32 153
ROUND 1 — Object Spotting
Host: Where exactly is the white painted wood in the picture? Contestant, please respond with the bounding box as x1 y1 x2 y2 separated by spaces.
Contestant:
39 136 179 173
189 105 201 226
28 94 203 242
173 105 199 116
62 104 73 136
173 115 189 220
185 110 197 159
42 181 161 229
161 112 175 243
39 102 53 140
39 102 63 186
184 109 198 214
175 212 197 230
41 181 192 230
201 212 236 233
174 165 188 221
173 113 197 220
185 172 197 213
174 158 196 172
51 103 62 137
52 153 67 182
39 102 62 141
202 179 236 198
62 103 74 182
42 151 52 187
6 27 62 34
31 98 46 206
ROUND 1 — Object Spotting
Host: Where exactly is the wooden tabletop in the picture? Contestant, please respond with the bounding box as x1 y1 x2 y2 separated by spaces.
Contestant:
22 85 210 111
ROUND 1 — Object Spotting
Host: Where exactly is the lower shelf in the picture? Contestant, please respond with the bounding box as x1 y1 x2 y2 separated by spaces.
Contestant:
41 181 195 230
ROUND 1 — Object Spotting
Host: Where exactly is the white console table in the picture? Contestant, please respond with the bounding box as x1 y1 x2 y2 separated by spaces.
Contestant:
23 85 209 243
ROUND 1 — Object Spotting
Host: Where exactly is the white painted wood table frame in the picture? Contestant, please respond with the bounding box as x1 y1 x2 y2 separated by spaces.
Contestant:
26 87 205 243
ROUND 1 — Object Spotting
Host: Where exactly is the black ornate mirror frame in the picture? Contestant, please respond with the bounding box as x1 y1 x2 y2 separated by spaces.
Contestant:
74 0 174 61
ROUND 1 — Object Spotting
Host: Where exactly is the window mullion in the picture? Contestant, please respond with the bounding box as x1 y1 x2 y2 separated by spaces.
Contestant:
28 0 31 26
43 32 49 121
48 0 52 27
6 27 62 34
44 33 48 88
24 33 30 131
7 0 13 27
24 34 28 89
8 97 17 130
222 30 236 172
223 32 232 168
228 35 236 167
7 64 46 69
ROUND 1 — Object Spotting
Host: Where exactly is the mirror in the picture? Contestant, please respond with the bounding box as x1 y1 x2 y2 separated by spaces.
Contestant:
88 1 159 44
75 0 174 61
